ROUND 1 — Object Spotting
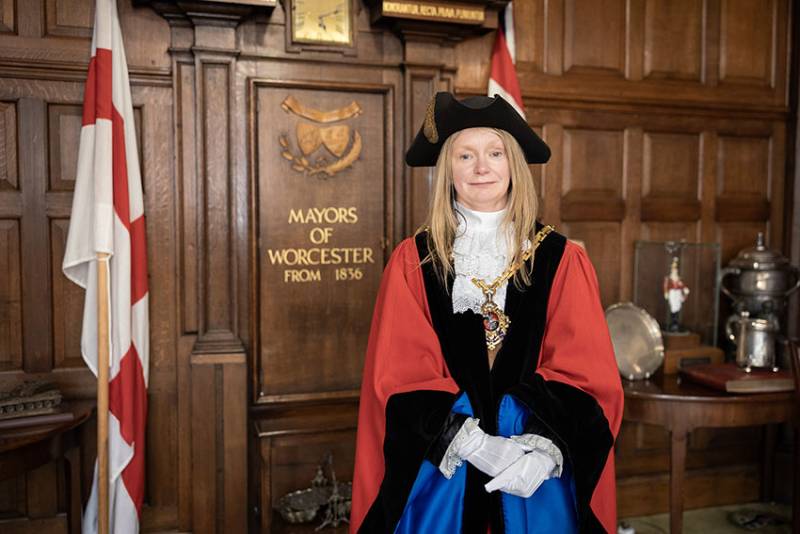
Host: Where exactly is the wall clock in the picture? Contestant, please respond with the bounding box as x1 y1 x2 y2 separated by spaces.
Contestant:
290 0 353 46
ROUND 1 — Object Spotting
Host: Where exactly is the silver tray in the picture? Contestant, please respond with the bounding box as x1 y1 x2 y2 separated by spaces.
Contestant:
605 302 664 380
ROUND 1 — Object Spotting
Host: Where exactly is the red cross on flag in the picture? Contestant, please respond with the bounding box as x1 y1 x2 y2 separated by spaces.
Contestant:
62 0 148 532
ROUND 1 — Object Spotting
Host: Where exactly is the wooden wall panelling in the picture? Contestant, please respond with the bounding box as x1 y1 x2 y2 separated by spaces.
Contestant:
44 0 93 39
714 121 784 264
18 97 52 374
26 463 59 519
639 127 703 250
133 82 179 532
0 476 25 521
0 217 22 371
640 221 701 243
13 1 43 39
193 53 242 353
182 14 248 534
231 58 252 377
544 0 564 75
169 24 198 531
0 1 169 76
63 443 82 534
618 464 761 517
190 353 247 534
768 123 787 249
50 218 85 370
386 68 406 249
47 101 87 372
789 7 800 341
642 0 704 82
529 124 546 217
621 127 643 302
0 97 21 371
616 418 764 518
251 79 392 403
700 130 718 243
563 0 626 77
47 104 82 192
641 131 702 222
716 135 771 221
0 100 17 189
560 125 626 221
555 110 629 305
562 221 623 307
500 0 791 111
513 0 545 71
0 0 15 35
719 0 779 88
539 123 563 223
453 32 494 95
616 425 760 476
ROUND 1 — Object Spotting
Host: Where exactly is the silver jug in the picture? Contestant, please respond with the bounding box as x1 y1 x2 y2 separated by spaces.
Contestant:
725 311 779 372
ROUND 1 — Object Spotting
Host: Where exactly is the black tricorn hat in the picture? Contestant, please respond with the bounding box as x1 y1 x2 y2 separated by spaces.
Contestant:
405 92 551 167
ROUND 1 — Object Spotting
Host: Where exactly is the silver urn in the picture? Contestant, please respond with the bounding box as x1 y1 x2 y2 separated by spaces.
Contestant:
719 232 800 318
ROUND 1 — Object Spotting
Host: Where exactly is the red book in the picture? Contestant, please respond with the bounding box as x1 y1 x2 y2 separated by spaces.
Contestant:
680 362 794 393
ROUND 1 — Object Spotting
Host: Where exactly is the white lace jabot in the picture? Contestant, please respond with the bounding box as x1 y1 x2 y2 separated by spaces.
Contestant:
452 202 511 314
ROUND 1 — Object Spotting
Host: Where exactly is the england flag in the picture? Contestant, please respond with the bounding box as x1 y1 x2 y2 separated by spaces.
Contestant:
488 3 525 119
62 0 149 532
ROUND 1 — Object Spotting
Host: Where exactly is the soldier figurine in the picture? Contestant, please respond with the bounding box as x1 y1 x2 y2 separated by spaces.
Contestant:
663 257 690 332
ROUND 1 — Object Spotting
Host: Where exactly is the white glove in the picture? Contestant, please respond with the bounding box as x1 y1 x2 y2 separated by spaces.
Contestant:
484 449 558 498
439 418 529 478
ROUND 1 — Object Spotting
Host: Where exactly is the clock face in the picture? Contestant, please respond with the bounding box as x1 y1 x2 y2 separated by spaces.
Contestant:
291 0 352 46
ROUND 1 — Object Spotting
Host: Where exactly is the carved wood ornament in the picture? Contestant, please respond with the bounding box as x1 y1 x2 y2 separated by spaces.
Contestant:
279 96 364 177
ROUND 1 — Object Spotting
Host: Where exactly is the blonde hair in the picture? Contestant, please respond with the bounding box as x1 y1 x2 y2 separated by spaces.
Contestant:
418 128 539 288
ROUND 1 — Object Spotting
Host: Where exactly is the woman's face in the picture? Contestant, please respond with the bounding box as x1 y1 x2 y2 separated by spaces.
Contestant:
450 128 511 212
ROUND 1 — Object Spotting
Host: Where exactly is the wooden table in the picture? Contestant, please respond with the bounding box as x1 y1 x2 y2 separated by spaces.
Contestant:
623 375 795 534
0 403 93 533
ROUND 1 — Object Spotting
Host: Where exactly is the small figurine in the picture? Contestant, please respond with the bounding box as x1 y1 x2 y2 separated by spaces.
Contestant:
663 257 690 332
311 463 328 488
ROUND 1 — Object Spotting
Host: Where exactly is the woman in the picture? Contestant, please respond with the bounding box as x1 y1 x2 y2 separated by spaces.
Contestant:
351 92 623 533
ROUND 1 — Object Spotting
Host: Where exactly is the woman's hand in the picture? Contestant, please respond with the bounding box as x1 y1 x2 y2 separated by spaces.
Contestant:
440 418 529 478
458 430 530 477
483 449 558 498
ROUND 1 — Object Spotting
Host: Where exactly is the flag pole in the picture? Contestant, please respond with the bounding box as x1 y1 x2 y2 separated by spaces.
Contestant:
97 252 110 534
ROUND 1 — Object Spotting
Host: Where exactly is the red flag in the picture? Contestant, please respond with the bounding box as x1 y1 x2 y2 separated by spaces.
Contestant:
62 0 148 531
488 3 525 118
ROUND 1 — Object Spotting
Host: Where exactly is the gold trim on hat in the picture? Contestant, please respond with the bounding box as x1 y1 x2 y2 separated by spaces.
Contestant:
423 96 438 143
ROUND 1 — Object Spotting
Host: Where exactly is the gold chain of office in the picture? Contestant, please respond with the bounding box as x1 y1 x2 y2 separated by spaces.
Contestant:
471 225 555 351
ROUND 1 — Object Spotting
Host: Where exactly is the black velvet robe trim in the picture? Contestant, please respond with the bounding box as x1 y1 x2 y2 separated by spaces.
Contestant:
509 378 613 533
359 390 458 533
425 411 471 467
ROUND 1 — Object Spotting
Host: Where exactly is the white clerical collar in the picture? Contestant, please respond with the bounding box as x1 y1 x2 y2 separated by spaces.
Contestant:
454 201 507 232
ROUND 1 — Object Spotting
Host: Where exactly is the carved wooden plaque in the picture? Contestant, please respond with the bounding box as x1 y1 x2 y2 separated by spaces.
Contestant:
252 80 390 402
